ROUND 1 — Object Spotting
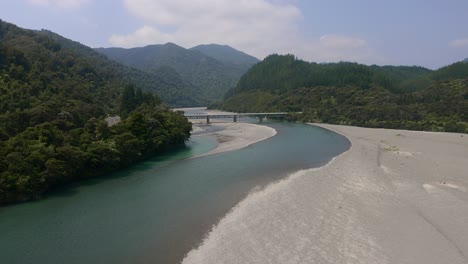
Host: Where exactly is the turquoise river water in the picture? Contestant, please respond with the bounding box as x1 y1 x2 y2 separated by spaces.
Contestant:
0 121 350 264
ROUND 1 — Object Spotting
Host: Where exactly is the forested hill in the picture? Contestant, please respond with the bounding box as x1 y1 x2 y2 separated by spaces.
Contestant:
96 43 259 102
220 54 468 133
36 30 204 107
190 44 259 67
0 20 192 205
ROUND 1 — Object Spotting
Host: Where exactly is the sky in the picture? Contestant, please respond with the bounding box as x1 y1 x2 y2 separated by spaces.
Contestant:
1 0 467 69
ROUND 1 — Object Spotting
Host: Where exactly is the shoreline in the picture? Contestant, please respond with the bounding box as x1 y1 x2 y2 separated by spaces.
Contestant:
183 124 468 264
190 120 277 158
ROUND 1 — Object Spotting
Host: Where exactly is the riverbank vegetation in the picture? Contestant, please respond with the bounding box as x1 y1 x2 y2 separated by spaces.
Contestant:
219 54 468 133
0 20 191 205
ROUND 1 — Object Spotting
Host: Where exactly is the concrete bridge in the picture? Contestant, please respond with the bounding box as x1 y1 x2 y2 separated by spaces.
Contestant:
185 112 288 123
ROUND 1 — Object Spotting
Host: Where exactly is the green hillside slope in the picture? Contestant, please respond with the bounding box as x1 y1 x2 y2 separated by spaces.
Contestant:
221 54 468 133
0 20 192 205
38 30 204 107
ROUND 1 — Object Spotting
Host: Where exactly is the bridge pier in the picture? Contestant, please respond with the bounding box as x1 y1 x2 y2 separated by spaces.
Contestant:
206 116 210 124
259 116 264 123
233 115 237 122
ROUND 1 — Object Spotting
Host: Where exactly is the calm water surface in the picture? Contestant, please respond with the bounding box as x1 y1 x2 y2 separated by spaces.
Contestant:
0 122 349 264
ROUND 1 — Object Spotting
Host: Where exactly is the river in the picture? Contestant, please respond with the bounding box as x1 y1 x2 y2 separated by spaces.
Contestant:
0 120 350 264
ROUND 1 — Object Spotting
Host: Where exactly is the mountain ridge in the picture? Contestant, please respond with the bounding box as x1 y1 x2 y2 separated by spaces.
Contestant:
37 33 204 106
96 43 258 102
190 44 259 66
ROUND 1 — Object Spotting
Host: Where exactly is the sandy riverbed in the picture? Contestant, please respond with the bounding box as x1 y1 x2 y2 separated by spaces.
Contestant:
183 124 468 264
191 122 277 157
190 112 277 157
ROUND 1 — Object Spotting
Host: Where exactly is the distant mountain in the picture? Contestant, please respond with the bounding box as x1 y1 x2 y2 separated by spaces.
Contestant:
96 43 258 102
190 44 259 67
38 32 204 106
219 54 468 133
464 58 468 63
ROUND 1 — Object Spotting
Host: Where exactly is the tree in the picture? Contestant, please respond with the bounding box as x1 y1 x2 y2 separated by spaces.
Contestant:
120 84 136 118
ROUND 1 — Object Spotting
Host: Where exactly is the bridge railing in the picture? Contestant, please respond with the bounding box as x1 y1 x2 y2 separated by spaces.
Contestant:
185 113 288 123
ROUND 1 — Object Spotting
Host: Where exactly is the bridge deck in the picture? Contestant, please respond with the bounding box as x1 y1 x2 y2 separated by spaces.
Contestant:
185 112 287 119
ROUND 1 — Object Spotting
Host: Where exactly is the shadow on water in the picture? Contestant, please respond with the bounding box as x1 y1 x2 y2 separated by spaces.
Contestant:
45 136 218 200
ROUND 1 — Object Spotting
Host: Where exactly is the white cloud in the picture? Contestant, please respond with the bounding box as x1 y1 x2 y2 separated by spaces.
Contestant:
111 0 379 64
28 0 90 9
110 25 174 48
449 38 468 48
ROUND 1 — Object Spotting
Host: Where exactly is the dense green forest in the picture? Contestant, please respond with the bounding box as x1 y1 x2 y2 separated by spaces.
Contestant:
96 43 259 102
37 30 204 107
219 54 468 133
0 20 192 205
